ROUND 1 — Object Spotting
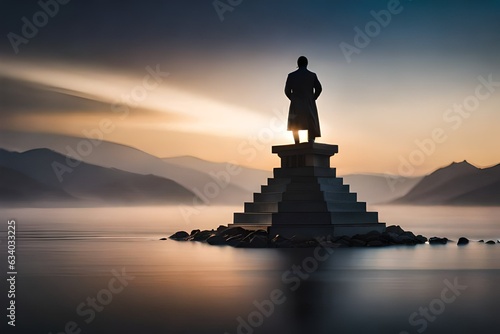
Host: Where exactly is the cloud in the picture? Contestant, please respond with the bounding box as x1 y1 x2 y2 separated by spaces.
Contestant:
0 76 110 115
0 58 282 142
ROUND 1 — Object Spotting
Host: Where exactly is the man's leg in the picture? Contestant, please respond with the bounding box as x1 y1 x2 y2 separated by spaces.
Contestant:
293 130 300 144
308 131 315 143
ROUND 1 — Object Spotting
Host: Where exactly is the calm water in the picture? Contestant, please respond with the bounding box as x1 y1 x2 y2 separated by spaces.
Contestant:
1 205 500 334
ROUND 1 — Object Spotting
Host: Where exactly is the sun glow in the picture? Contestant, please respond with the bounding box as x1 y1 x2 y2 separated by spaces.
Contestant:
0 59 273 138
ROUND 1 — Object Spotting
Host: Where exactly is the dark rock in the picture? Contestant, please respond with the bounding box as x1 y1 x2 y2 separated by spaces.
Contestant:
368 240 386 247
335 238 352 248
478 240 484 243
289 234 314 242
388 231 419 245
226 235 244 247
235 241 251 248
367 230 381 236
353 231 380 242
241 232 254 242
217 225 228 233
366 234 383 243
380 236 392 245
429 237 448 245
400 238 418 246
416 235 428 244
330 242 350 248
270 234 294 248
248 235 268 248
457 237 469 245
206 234 227 245
350 238 366 247
384 232 401 243
190 230 214 241
169 231 189 240
351 234 365 241
242 229 268 242
316 239 338 248
486 240 496 245
217 227 250 239
169 225 433 249
302 239 320 247
352 234 370 242
159 237 167 241
386 225 405 236
255 229 269 235
401 231 416 239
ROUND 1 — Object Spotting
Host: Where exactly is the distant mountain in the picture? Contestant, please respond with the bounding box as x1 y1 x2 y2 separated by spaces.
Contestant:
342 174 423 204
163 155 272 192
447 180 500 205
0 149 198 205
0 166 76 204
392 161 500 205
0 132 426 206
0 132 256 204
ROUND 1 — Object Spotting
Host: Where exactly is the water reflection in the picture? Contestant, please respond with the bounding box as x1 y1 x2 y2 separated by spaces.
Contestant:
1 206 500 333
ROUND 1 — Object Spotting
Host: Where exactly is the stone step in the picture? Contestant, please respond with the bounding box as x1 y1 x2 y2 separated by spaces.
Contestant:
272 142 338 158
278 201 366 213
283 191 357 202
227 223 270 231
233 212 272 225
272 211 379 225
244 199 367 214
324 191 357 202
244 202 278 213
326 201 366 211
254 192 283 202
267 175 344 185
274 167 336 178
285 183 349 193
317 177 344 185
263 179 348 193
267 178 291 186
262 183 287 193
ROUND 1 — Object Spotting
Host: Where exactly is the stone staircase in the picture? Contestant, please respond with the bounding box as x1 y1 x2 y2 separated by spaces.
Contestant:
230 143 386 238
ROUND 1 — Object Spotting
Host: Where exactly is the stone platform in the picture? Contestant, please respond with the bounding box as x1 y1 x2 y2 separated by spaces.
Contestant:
229 142 386 238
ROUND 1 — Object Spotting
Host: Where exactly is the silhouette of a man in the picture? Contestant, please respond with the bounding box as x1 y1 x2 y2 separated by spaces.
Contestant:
285 56 322 144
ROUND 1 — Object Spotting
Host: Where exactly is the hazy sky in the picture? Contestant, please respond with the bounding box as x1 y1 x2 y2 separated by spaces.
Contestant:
1 0 500 175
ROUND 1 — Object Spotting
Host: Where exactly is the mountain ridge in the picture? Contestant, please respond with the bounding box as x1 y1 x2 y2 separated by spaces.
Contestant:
392 161 500 206
0 132 257 203
0 165 77 203
1 132 498 207
0 148 198 205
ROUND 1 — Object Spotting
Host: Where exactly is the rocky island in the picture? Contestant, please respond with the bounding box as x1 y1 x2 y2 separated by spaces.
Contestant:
166 225 498 248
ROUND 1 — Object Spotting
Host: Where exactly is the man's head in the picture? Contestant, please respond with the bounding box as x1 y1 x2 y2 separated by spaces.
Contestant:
297 56 308 68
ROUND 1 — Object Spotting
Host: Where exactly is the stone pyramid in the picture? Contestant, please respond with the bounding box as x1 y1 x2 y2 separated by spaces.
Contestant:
230 142 386 238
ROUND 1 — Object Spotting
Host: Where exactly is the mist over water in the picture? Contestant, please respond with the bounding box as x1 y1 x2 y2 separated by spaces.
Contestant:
1 205 500 333
373 205 500 241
